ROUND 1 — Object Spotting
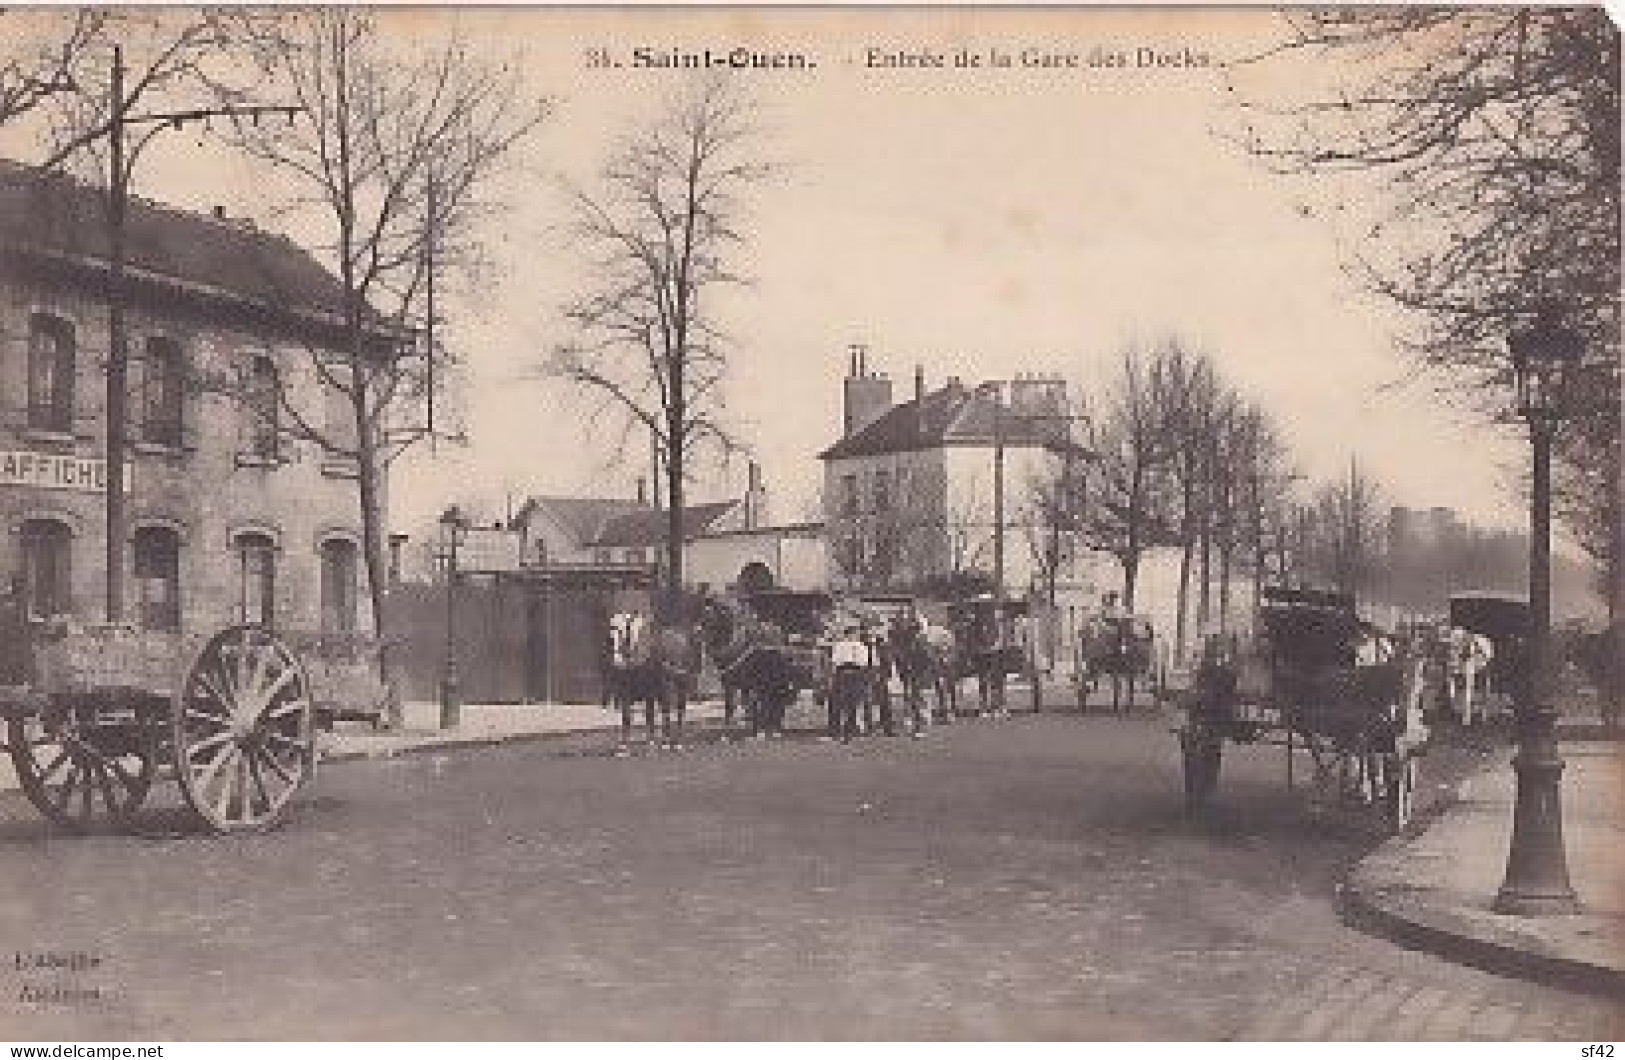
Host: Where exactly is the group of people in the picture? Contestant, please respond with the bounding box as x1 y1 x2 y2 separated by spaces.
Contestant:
602 590 1032 754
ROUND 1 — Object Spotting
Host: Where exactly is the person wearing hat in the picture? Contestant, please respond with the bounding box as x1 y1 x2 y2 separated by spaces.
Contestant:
862 617 897 737
827 617 869 743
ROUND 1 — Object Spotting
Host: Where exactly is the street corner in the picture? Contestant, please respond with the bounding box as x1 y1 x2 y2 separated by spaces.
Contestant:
1342 791 1625 998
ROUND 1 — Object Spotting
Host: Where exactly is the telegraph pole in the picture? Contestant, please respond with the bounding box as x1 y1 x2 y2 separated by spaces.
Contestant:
104 45 128 623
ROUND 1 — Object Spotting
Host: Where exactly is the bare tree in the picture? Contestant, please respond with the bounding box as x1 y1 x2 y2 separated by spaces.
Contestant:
0 10 104 130
549 76 768 597
1073 344 1178 610
230 10 546 717
1231 7 1621 646
1298 459 1387 599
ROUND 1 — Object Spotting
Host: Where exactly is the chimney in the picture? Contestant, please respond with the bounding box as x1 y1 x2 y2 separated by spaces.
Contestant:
842 343 893 438
744 462 768 529
212 205 227 221
914 364 926 437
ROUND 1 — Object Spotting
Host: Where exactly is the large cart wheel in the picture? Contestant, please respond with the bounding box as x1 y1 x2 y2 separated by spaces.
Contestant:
7 692 157 833
1180 722 1222 810
1383 751 1418 835
173 625 314 833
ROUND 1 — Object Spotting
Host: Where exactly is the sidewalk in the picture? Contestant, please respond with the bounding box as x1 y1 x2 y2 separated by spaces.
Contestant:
320 698 725 762
1345 736 1625 995
0 699 727 793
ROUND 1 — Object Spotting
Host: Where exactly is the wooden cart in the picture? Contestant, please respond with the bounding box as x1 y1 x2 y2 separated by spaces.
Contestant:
1 610 387 835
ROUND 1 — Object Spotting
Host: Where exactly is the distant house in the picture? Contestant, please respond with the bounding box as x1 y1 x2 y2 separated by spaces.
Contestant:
818 345 1076 597
510 467 772 583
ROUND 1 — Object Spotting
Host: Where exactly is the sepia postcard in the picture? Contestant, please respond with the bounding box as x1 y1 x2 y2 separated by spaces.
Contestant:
0 4 1619 1045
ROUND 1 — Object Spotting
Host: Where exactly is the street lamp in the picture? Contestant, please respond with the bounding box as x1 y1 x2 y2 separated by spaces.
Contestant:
1494 308 1583 916
438 505 468 730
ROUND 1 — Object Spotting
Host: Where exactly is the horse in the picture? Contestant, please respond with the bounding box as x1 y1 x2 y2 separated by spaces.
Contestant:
606 611 660 753
1076 616 1153 714
888 610 944 736
859 623 898 736
645 620 702 748
698 596 797 739
1447 627 1495 727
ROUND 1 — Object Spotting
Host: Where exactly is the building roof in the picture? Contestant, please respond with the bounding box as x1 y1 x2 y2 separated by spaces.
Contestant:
819 380 1075 461
516 496 649 547
593 500 739 549
0 158 370 333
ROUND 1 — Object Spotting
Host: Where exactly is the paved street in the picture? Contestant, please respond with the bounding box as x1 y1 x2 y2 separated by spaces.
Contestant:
1 709 1619 1041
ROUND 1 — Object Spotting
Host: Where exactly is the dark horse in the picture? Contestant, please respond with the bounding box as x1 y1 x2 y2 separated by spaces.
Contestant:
887 609 946 734
1075 616 1154 714
698 596 798 738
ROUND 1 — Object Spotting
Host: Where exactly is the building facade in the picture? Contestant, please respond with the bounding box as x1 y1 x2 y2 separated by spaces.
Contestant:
818 347 1075 598
0 161 377 638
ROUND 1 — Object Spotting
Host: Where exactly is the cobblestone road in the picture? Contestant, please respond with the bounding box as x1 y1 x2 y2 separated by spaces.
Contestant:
1 711 1618 1040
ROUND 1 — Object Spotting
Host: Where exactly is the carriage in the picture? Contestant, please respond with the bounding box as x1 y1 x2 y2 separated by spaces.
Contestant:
0 601 387 835
944 596 1031 678
1448 592 1530 711
731 587 836 697
1171 586 1428 834
1072 613 1156 713
940 596 1034 713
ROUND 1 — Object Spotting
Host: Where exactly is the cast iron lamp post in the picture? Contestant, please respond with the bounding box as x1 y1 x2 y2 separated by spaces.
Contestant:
1494 310 1582 916
438 505 468 730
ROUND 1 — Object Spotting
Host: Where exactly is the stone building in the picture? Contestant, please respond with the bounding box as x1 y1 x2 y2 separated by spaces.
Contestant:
0 160 384 638
818 345 1075 597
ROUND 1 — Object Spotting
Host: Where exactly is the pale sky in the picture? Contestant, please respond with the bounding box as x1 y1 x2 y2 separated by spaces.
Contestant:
3 7 1540 542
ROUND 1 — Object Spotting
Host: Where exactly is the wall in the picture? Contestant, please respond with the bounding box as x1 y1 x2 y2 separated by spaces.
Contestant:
684 529 828 591
0 262 369 638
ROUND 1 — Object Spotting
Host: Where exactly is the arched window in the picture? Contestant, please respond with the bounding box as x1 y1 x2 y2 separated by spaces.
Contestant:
138 336 184 447
132 526 181 631
27 314 75 433
319 537 358 634
235 532 276 628
242 356 279 461
18 519 72 619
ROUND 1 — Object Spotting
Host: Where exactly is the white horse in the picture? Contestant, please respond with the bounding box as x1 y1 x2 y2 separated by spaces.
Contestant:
607 611 657 753
1447 627 1495 726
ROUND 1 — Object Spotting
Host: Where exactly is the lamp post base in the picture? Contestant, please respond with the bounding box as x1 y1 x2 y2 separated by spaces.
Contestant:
440 670 462 730
1494 748 1578 917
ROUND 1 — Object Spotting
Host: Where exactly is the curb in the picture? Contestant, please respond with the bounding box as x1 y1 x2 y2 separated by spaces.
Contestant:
317 715 729 765
1340 774 1625 999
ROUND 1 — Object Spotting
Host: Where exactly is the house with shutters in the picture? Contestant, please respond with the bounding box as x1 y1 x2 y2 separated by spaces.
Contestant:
0 158 386 638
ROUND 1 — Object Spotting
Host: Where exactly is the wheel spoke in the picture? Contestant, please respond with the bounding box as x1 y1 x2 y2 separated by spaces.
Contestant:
255 658 296 705
35 749 70 784
207 745 242 824
260 744 299 787
264 730 307 752
235 628 253 705
105 756 143 798
193 741 238 798
183 729 236 758
196 669 235 713
265 697 310 722
247 750 273 816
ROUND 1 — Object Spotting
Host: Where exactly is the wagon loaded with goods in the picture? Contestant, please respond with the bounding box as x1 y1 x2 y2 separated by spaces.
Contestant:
0 604 388 834
1170 586 1430 834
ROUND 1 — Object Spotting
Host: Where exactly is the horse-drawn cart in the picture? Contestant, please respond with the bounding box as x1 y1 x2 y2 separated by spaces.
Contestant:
1073 613 1156 713
1 607 387 834
1171 587 1428 834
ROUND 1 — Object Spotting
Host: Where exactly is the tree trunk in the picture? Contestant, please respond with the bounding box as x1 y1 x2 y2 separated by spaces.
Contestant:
356 430 397 721
1122 551 1140 612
